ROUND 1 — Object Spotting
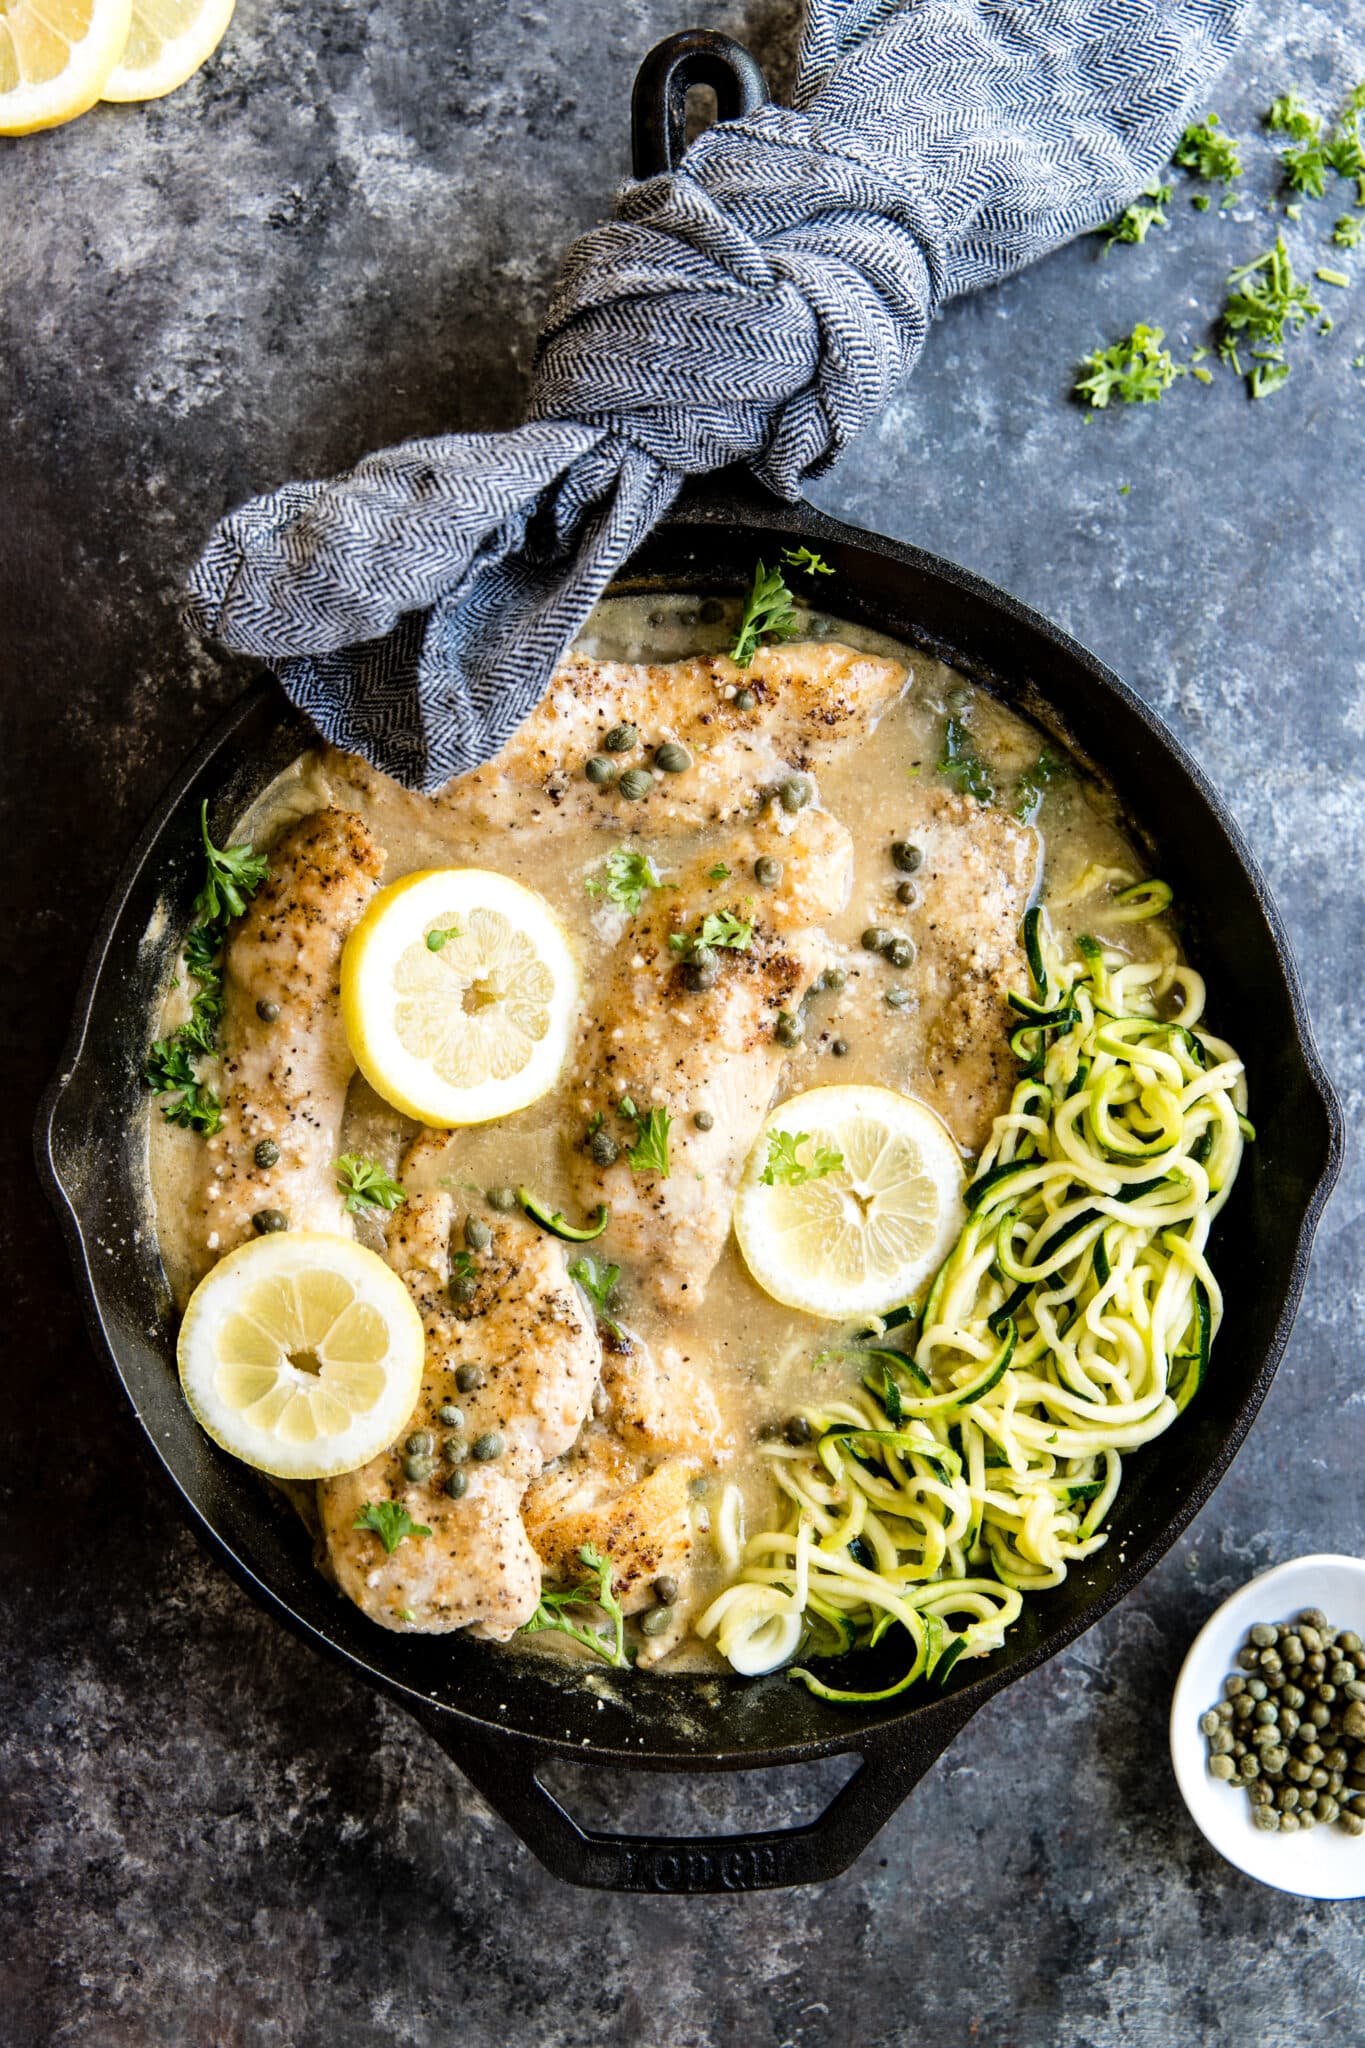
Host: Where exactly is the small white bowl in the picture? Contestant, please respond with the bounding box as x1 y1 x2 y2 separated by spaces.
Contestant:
1170 1553 1365 1899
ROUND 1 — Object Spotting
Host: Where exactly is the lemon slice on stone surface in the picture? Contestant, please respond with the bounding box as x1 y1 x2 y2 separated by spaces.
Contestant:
734 1085 966 1321
341 868 578 1128
0 0 131 134
102 0 234 101
178 1232 425 1481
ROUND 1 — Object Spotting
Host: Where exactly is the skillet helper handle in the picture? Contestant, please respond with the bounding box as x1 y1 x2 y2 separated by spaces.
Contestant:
631 27 769 179
414 1694 977 1893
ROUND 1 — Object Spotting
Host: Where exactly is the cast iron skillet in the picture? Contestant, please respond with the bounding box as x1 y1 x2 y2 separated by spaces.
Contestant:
36 32 1342 1893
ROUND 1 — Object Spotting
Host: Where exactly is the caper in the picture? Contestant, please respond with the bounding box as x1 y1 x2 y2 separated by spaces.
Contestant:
1340 1631 1362 1653
822 966 847 991
734 689 756 712
640 1605 673 1638
754 855 783 888
486 1186 517 1212
405 1430 434 1458
437 1402 464 1428
402 1454 435 1483
779 776 811 813
443 1469 469 1501
886 987 912 1009
455 1364 485 1392
463 1216 492 1253
653 1575 679 1604
886 937 916 970
450 1275 478 1305
655 742 692 774
895 881 918 907
1252 1805 1280 1831
254 1139 280 1170
618 768 654 801
693 1110 715 1132
585 755 615 786
831 1037 849 1057
785 1415 813 1445
252 1208 288 1234
443 1435 469 1465
891 841 923 873
604 723 638 752
684 958 720 993
472 1431 504 1462
589 1128 620 1166
774 1012 804 1047
947 685 971 715
255 998 280 1023
1208 1754 1235 1781
861 926 891 953
1250 1623 1277 1647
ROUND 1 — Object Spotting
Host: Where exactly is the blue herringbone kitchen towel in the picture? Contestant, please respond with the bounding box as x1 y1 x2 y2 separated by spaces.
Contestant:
186 0 1246 791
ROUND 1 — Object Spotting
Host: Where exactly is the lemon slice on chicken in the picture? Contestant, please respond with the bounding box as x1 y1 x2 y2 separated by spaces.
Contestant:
341 868 578 1127
734 1085 966 1321
178 1232 425 1480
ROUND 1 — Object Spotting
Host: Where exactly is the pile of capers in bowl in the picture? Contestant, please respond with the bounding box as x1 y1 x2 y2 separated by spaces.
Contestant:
1200 1610 1365 1836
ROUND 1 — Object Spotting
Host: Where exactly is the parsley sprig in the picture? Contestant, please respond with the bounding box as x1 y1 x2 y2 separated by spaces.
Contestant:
353 1500 432 1554
669 909 754 957
760 1131 844 1187
616 1100 672 1178
336 1155 408 1215
567 1254 624 1338
143 802 270 1137
585 847 664 916
731 560 798 667
520 1544 630 1667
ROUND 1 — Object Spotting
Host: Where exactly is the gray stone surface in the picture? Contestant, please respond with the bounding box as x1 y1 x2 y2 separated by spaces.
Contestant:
3 0 1364 2041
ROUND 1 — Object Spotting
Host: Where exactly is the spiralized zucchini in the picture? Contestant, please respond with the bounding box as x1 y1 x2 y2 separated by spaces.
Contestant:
697 897 1250 1697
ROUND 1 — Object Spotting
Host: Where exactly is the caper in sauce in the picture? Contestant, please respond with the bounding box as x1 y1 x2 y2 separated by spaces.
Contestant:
253 1139 280 1170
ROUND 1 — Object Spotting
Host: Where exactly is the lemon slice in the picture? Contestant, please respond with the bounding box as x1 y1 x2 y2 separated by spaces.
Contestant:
178 1232 425 1480
734 1085 966 1321
341 867 578 1128
0 0 132 134
101 0 233 101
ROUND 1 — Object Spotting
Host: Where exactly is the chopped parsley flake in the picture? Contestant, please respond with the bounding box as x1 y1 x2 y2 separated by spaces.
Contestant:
1265 93 1320 144
586 846 664 915
731 560 798 667
425 923 462 951
1099 183 1172 248
669 909 754 956
1333 213 1364 248
707 863 732 882
1219 237 1320 396
1173 113 1242 182
1014 749 1068 823
1282 143 1329 198
353 1501 431 1554
1074 324 1181 408
781 546 835 577
335 1154 408 1215
938 717 995 804
760 1130 845 1187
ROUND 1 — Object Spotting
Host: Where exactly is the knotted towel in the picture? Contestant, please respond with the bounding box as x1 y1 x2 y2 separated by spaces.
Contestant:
186 0 1247 792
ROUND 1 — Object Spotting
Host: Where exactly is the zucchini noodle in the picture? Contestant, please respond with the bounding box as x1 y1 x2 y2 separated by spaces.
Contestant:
697 898 1250 1698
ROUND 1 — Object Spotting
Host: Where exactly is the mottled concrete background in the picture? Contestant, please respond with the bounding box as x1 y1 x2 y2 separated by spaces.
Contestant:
4 2 1364 2042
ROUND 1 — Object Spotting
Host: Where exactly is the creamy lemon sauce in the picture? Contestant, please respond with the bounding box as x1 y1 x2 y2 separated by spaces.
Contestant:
147 593 1173 1667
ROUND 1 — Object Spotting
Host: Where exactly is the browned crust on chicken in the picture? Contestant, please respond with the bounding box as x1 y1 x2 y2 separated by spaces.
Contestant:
194 809 382 1270
318 1191 600 1637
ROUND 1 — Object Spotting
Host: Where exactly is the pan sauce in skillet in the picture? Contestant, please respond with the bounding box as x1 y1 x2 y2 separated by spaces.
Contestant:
148 592 1182 1672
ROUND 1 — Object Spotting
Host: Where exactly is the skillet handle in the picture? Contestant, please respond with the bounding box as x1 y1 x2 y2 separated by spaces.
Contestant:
412 1693 977 1893
631 28 769 179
